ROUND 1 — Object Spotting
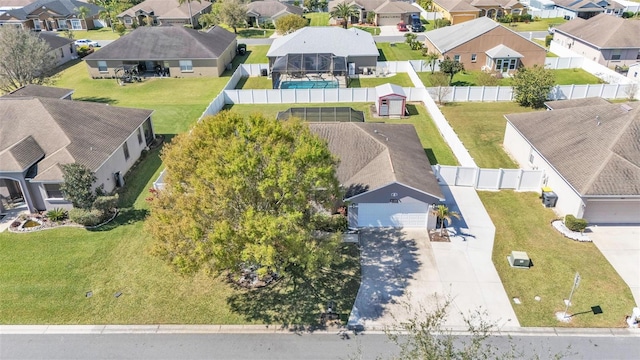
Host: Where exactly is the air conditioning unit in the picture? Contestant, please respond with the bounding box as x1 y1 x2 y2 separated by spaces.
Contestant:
507 251 531 269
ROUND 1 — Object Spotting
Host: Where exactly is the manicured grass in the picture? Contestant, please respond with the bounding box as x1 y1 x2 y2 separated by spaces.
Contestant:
419 69 603 87
51 61 228 135
351 73 415 88
352 25 380 36
480 191 636 328
305 12 330 26
553 68 604 85
377 42 425 61
439 102 540 168
237 28 275 38
224 102 458 166
235 76 272 89
418 71 511 87
505 17 567 32
68 28 124 40
243 45 270 64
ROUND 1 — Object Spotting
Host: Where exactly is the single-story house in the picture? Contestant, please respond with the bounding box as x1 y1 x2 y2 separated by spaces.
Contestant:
0 90 155 214
38 31 76 67
117 0 213 28
431 0 527 25
0 0 104 30
83 26 237 78
246 1 303 27
553 13 640 67
2 84 74 100
503 98 640 224
328 0 420 26
310 122 445 228
375 83 406 117
424 17 546 73
551 0 624 20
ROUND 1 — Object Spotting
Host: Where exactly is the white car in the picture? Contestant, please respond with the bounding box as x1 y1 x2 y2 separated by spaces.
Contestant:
74 39 99 47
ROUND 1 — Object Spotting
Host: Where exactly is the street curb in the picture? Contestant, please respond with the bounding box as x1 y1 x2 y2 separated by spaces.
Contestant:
1 325 639 336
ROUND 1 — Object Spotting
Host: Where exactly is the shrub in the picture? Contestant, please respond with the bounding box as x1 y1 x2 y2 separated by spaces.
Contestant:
311 214 348 232
524 14 535 22
69 208 104 227
622 11 634 18
564 214 588 232
46 208 68 222
92 194 119 213
545 35 553 47
114 23 126 36
76 45 93 58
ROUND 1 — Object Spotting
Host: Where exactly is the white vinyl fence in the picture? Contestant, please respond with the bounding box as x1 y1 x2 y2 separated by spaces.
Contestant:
544 57 584 69
434 165 544 191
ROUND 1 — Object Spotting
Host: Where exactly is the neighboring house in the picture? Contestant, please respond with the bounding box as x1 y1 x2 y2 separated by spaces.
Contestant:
328 0 419 26
83 26 237 78
551 0 624 20
246 1 303 27
38 31 76 66
0 90 155 214
423 17 546 73
309 122 444 228
267 27 379 75
553 13 640 67
431 0 527 25
0 0 104 30
503 98 640 224
2 84 74 99
117 0 212 28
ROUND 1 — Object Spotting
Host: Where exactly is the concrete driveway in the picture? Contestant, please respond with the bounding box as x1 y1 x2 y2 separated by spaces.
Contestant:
588 226 640 306
378 25 409 37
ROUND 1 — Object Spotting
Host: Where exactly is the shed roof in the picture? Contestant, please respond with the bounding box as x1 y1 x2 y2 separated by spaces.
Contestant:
375 83 406 98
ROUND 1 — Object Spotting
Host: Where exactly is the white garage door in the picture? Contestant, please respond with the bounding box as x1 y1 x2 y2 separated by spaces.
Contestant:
358 202 428 228
583 200 640 224
377 15 402 26
389 99 403 116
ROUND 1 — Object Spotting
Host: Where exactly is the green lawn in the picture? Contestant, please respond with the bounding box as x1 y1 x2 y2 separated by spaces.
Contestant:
305 12 330 26
69 28 124 40
439 102 540 168
505 17 567 32
553 69 604 85
480 191 636 328
351 73 415 88
224 102 458 166
377 42 425 61
419 69 603 87
237 28 275 38
235 76 272 89
243 45 270 64
352 25 380 36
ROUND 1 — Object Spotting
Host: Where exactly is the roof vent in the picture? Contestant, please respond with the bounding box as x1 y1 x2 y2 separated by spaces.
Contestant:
620 104 632 112
596 115 600 126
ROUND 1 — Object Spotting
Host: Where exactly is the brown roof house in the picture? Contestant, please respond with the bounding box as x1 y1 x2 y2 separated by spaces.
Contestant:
0 88 155 214
83 26 237 79
0 0 104 30
309 122 444 228
117 0 213 28
246 1 303 28
38 31 76 67
431 0 526 25
328 0 420 26
503 98 640 224
424 17 546 73
553 13 640 67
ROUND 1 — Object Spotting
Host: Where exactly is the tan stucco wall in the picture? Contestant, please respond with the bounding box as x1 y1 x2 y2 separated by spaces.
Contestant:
85 58 230 78
554 32 640 67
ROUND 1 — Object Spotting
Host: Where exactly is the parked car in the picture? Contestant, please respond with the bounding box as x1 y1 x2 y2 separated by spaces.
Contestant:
74 39 99 47
397 22 408 32
410 24 424 32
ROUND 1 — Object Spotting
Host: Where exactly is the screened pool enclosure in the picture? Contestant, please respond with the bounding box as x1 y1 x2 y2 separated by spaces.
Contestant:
270 53 350 89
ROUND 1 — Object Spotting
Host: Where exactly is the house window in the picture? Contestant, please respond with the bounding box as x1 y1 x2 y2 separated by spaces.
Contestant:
528 150 535 165
611 50 621 60
179 60 193 72
57 19 68 29
471 54 477 62
97 61 107 72
60 48 64 58
70 19 82 30
33 19 41 30
124 17 132 25
69 44 74 53
454 55 460 62
44 184 64 199
137 127 143 144
123 141 130 160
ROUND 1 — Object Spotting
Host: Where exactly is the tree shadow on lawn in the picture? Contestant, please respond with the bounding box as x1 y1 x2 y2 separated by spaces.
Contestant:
226 243 361 330
74 96 117 104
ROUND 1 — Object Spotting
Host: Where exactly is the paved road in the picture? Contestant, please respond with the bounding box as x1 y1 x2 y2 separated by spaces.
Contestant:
2 333 639 359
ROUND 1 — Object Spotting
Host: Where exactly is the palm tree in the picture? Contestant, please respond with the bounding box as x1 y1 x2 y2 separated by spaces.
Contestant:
431 205 460 236
74 5 90 29
178 0 202 28
330 3 359 29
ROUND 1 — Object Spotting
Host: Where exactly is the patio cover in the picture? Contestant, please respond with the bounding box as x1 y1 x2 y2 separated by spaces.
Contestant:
485 44 523 59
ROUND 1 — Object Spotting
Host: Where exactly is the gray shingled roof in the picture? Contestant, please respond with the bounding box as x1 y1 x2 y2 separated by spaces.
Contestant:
554 13 640 49
424 16 498 53
309 122 444 200
267 27 378 58
38 31 74 50
246 1 303 18
3 84 73 99
552 0 607 12
84 25 236 61
544 97 611 110
118 0 212 19
1 0 102 20
505 101 640 196
0 97 153 178
0 136 45 172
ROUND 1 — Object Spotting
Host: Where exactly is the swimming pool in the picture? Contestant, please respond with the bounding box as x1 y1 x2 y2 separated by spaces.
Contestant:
280 80 338 89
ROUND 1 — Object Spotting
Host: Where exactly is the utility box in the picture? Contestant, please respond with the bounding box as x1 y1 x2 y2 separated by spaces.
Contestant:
508 251 531 269
542 191 558 208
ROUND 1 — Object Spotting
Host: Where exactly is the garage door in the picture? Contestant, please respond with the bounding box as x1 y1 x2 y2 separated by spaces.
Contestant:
357 202 428 228
583 200 640 224
389 99 403 116
377 15 402 26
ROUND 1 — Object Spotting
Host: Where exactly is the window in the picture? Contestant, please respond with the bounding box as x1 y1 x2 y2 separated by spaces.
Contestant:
57 19 68 29
70 44 74 53
60 48 64 58
509 59 517 70
471 54 477 62
97 60 107 72
611 50 621 60
179 60 193 72
137 127 143 144
44 184 64 199
124 17 132 25
454 55 460 62
123 141 130 160
70 19 82 30
33 19 41 30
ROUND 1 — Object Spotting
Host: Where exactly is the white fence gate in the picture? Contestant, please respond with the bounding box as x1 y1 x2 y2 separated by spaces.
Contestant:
434 165 544 191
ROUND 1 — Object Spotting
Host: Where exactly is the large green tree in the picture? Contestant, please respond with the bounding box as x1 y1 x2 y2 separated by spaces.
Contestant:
330 3 359 29
215 0 247 34
147 111 343 280
275 14 307 35
511 64 556 108
60 163 100 209
0 26 57 93
439 56 464 85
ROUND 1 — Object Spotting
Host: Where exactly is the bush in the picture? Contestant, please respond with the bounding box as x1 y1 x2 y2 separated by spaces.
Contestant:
433 18 450 28
92 194 119 213
622 11 634 18
522 14 534 22
76 45 94 58
114 23 126 36
564 214 588 232
311 214 348 232
69 208 104 227
545 35 553 47
46 208 68 222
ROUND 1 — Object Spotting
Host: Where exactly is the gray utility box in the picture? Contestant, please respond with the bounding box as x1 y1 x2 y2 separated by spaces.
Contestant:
542 191 558 208
507 251 531 269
